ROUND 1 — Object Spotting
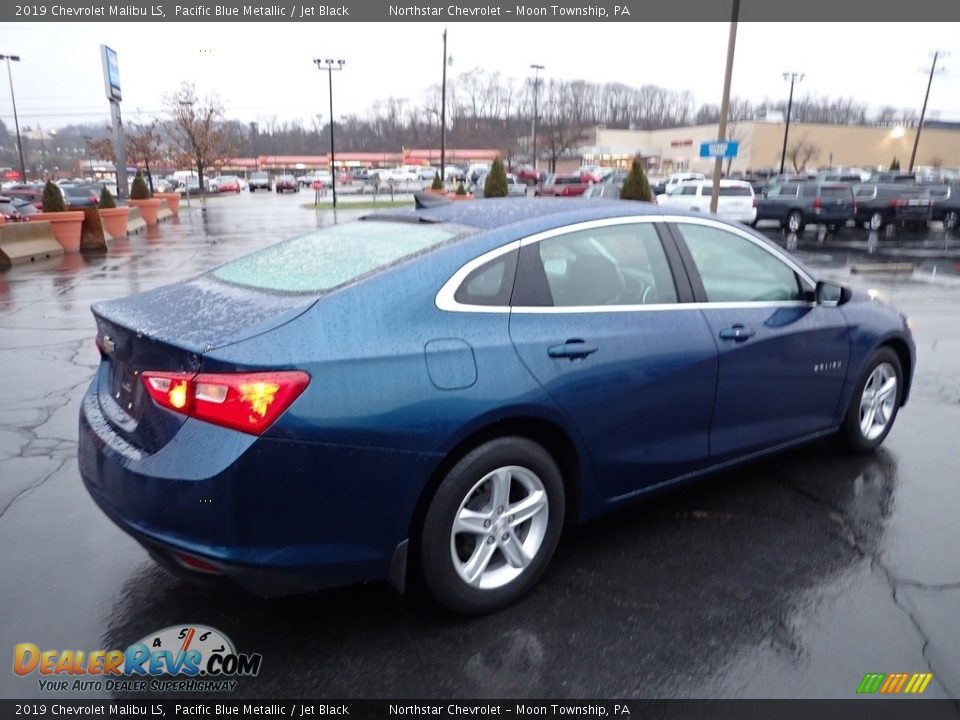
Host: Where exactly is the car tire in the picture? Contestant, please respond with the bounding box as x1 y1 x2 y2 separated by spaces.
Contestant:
420 437 565 615
250 188 255 193
787 210 805 234
944 210 959 231
840 347 903 454
868 211 885 231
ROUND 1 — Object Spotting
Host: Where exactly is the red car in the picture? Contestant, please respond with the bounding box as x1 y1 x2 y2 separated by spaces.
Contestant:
274 175 299 193
211 176 241 193
511 165 541 186
535 174 589 197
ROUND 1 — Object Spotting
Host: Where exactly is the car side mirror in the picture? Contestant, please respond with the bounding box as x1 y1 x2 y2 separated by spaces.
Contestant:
815 280 852 306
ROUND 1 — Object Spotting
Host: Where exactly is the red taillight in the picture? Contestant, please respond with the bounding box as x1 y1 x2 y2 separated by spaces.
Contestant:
813 196 822 209
752 197 757 208
891 199 901 207
141 370 309 435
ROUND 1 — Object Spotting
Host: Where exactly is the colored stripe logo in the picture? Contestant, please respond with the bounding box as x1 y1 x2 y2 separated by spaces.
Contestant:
857 672 933 694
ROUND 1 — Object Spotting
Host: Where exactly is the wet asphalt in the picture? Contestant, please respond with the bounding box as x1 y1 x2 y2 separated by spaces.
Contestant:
1 191 959 700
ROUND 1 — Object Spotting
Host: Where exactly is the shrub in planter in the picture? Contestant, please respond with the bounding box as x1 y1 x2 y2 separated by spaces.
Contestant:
130 171 151 199
99 186 117 208
483 157 508 198
43 180 67 212
455 182 467 196
431 172 443 191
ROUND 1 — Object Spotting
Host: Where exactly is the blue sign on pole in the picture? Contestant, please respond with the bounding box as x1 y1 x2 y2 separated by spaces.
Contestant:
699 140 739 158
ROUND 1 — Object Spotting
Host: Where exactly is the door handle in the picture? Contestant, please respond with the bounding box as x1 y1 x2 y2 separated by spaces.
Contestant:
548 339 598 360
718 325 755 342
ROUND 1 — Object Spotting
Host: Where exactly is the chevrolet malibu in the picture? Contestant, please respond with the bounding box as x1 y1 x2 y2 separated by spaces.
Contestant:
79 199 915 614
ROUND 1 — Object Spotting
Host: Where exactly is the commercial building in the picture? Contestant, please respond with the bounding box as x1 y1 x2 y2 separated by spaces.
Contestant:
577 120 960 175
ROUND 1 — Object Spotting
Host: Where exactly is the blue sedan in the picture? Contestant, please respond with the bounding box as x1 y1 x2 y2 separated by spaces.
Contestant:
79 199 915 614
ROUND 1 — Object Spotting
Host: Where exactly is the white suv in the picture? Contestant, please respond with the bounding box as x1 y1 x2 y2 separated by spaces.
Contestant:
656 180 757 224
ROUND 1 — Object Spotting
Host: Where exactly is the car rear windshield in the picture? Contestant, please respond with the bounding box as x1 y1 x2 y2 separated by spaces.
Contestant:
718 186 752 196
555 177 581 185
212 221 458 294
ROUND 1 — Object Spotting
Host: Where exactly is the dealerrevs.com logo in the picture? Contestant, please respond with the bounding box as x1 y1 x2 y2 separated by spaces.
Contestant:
13 625 262 693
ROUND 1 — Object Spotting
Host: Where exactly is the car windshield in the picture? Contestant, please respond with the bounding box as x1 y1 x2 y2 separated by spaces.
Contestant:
212 221 459 294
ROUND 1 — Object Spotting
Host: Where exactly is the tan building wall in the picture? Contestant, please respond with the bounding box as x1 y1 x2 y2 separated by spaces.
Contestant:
583 122 960 176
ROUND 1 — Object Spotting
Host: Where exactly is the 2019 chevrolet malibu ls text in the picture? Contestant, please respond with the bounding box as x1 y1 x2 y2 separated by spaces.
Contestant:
79 199 914 614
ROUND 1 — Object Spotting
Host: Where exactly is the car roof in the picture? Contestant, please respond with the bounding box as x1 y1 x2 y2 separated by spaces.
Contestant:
362 197 661 231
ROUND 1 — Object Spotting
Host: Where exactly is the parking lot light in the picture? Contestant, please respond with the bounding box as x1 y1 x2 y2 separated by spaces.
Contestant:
0 54 27 183
313 58 345 209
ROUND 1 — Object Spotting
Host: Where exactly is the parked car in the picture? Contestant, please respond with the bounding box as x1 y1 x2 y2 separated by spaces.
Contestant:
443 166 466 182
535 173 589 197
56 184 100 208
210 176 241 193
868 172 917 184
755 181 857 232
417 166 439 182
274 175 299 193
925 183 959 230
0 195 33 221
79 199 915 615
472 173 528 198
854 184 933 231
298 171 332 189
249 171 272 192
662 172 706 193
601 170 628 185
581 182 623 199
511 165 540 186
4 187 44 210
657 180 757 224
349 168 371 182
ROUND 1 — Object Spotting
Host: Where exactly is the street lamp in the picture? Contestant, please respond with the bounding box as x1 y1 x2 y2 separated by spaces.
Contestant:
0 54 27 183
530 64 544 173
779 72 804 174
908 50 948 172
313 58 345 209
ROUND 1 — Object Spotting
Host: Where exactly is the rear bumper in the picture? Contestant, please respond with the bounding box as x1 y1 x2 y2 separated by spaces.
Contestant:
78 378 440 596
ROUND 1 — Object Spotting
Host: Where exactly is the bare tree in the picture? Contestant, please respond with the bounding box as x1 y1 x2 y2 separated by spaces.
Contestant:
125 121 165 192
164 82 234 193
787 136 820 172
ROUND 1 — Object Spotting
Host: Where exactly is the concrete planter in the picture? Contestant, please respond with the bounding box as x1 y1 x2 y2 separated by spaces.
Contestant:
28 211 84 253
128 198 163 226
154 192 181 216
448 193 473 201
98 207 130 238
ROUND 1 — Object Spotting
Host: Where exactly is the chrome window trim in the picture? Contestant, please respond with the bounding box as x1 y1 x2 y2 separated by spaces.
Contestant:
435 214 814 314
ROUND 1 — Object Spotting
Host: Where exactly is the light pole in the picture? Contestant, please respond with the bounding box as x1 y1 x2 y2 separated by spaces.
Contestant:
0 54 27 183
83 135 92 178
530 64 544 174
314 58 345 208
909 51 948 172
440 29 449 184
779 72 804 174
178 99 193 207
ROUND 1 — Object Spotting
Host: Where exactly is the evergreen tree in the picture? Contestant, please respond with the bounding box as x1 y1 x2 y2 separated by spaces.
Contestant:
99 186 117 209
130 171 151 199
483 157 509 198
620 155 653 202
889 157 900 171
431 172 443 190
42 180 67 212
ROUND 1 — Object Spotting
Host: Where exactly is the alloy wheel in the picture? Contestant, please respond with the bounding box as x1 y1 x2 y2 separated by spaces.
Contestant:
788 211 802 233
869 212 884 231
859 362 898 441
449 465 549 590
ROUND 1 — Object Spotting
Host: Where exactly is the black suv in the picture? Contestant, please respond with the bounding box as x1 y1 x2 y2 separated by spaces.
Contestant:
853 184 933 231
754 181 855 233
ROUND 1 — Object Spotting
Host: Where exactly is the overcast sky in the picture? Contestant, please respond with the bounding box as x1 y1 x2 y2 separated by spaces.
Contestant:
1 22 958 132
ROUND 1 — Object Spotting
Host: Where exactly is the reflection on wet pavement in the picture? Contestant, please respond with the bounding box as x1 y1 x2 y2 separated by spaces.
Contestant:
1 194 958 699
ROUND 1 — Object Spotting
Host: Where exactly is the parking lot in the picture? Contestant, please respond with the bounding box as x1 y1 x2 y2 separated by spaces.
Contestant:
1 192 958 699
